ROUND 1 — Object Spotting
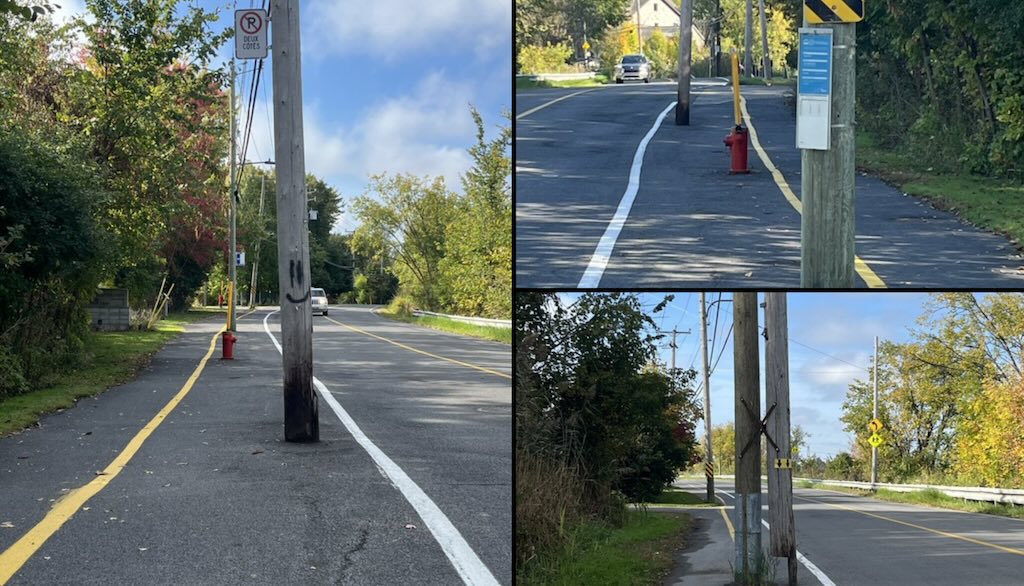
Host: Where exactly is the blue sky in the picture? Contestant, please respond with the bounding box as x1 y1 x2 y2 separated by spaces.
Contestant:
556 292 934 459
52 0 512 235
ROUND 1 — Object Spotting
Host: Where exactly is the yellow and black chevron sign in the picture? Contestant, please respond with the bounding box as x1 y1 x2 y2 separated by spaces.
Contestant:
804 0 864 23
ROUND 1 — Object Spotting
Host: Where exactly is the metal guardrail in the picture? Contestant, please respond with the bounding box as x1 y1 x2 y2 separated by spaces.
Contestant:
795 478 1024 506
684 474 1024 505
516 72 596 82
412 310 511 329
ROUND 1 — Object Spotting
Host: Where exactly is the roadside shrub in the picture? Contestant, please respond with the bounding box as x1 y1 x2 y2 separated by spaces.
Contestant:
515 450 585 570
387 294 417 317
517 43 573 74
0 343 28 399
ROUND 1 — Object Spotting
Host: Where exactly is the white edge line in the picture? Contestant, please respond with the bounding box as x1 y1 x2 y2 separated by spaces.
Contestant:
714 487 838 586
577 100 677 288
261 311 500 586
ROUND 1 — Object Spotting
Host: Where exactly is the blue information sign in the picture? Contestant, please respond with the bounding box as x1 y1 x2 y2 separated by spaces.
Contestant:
798 31 832 96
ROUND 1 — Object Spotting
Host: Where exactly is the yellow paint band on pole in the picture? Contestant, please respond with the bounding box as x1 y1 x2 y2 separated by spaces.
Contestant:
731 50 742 126
227 280 234 331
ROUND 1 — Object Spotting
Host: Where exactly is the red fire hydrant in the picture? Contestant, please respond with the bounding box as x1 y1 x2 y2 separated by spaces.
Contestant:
221 331 237 360
724 125 750 174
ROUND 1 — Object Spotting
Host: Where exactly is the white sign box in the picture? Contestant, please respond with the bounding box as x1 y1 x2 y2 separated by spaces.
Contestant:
796 28 833 151
235 9 268 59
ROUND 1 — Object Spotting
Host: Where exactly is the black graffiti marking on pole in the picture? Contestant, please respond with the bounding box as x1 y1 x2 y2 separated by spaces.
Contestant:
286 259 310 303
240 12 262 35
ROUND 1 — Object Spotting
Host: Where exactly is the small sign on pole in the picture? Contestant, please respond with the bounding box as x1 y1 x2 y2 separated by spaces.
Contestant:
236 251 246 267
796 28 833 151
868 418 883 433
804 0 865 24
235 9 268 59
868 433 884 448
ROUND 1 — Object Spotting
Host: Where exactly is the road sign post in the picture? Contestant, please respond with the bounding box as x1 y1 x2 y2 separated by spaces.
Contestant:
799 2 860 287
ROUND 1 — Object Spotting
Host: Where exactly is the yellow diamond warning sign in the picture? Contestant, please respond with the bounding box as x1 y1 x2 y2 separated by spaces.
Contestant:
804 0 864 24
868 418 883 433
868 433 884 448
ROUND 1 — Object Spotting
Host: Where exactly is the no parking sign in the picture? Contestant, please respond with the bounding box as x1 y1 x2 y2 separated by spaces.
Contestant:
235 9 268 59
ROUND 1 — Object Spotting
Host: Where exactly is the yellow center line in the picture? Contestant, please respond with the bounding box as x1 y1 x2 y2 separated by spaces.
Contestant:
717 496 736 540
515 88 598 120
739 94 887 288
795 493 1024 556
322 316 511 380
0 327 226 584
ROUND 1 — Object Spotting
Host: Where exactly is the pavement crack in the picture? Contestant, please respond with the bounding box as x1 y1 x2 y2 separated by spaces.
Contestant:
337 525 371 584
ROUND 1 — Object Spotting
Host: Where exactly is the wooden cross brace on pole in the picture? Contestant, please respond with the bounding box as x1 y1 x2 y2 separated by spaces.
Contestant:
739 399 778 459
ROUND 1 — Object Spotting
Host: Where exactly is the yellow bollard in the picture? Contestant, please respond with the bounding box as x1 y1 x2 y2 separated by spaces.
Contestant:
731 49 742 126
226 281 234 331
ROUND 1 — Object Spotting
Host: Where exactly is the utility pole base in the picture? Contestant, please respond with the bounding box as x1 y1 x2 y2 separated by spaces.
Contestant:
284 380 319 442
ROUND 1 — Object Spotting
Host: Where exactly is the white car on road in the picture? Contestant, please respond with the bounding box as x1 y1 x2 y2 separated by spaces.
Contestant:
615 54 651 84
311 288 329 316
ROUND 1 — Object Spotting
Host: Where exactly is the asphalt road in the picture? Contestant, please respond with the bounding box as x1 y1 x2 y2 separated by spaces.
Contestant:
515 81 1024 288
0 306 511 585
673 477 1024 585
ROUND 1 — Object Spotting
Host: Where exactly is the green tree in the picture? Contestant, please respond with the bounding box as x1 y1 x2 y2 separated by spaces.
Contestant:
440 107 511 318
516 292 701 507
68 0 230 305
955 379 1024 488
352 174 455 311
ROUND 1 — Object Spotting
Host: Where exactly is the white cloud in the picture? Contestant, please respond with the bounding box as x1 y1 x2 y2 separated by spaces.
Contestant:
245 71 479 232
305 0 509 57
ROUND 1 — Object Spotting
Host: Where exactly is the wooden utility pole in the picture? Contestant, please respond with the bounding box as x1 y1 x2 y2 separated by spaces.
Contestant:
676 0 694 125
635 0 643 54
758 0 770 79
744 0 753 75
871 335 879 484
228 59 238 331
800 20 856 287
733 292 760 580
657 327 692 384
765 293 796 585
272 0 318 442
713 0 722 76
248 174 266 308
699 293 714 504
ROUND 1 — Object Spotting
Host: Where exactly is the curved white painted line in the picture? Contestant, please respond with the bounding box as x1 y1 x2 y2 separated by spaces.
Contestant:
716 488 838 586
262 310 501 586
577 100 677 288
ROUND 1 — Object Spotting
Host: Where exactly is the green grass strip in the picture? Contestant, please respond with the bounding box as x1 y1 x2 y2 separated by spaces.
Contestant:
645 488 718 507
516 75 609 89
377 309 511 345
520 509 691 586
856 130 1024 247
0 311 216 437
